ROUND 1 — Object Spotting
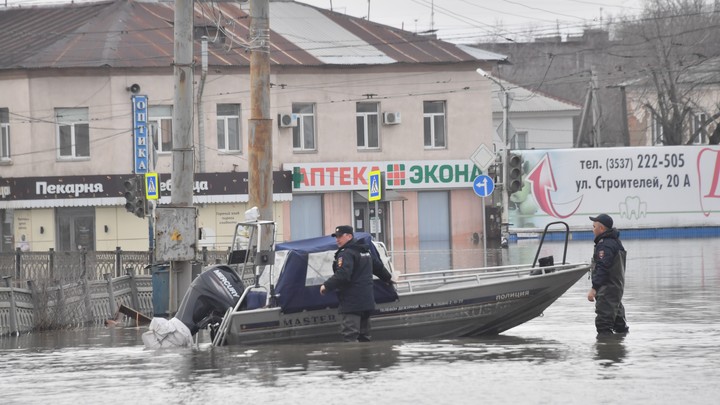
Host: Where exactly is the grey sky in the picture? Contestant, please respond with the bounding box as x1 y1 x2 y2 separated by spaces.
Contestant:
3 0 646 43
297 0 645 43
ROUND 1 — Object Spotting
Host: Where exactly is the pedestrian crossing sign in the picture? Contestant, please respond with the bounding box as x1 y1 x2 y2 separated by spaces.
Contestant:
368 170 381 202
145 172 159 200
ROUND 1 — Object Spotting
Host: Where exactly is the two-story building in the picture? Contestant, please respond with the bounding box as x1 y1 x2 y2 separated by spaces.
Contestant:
0 0 508 271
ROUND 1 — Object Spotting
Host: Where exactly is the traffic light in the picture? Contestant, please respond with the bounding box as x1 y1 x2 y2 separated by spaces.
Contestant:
123 174 146 218
507 152 523 195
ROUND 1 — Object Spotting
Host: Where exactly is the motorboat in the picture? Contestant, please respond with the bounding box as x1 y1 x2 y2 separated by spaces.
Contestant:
142 219 590 348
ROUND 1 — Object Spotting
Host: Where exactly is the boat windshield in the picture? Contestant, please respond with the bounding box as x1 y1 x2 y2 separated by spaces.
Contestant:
258 249 335 287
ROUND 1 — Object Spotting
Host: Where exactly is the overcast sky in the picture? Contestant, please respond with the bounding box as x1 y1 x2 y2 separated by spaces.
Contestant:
3 0 646 43
297 0 645 43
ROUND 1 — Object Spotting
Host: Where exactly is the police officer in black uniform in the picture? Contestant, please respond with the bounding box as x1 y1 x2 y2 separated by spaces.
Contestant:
587 214 629 337
320 225 392 342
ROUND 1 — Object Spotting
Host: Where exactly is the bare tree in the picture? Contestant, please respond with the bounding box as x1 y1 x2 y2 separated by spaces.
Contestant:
616 0 720 145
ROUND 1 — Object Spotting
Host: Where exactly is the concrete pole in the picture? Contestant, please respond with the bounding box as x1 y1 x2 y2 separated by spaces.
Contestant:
170 0 194 313
248 0 273 221
197 37 208 173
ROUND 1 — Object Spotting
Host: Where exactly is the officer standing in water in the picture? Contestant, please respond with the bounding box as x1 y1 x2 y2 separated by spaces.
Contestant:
587 214 630 337
320 225 392 342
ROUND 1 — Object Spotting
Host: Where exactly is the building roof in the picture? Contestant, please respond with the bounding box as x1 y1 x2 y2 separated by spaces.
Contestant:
0 0 507 70
489 77 581 114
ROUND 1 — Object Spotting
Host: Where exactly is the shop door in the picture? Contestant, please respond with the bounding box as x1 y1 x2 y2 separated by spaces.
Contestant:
353 201 387 244
290 194 323 240
1 210 12 253
418 191 450 271
57 207 95 251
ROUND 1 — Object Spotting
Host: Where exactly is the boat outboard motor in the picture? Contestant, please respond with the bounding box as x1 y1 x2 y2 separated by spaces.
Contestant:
142 265 245 348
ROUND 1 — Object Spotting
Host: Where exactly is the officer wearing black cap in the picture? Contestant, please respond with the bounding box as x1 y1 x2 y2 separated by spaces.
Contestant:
320 225 392 342
588 214 629 337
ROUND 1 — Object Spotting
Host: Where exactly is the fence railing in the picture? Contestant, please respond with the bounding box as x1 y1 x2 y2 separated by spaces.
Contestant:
0 269 153 337
0 247 231 286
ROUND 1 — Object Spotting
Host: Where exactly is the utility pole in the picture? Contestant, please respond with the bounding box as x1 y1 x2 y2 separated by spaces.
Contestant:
169 0 194 313
476 69 511 245
591 66 602 146
197 36 208 173
501 89 510 244
248 0 273 221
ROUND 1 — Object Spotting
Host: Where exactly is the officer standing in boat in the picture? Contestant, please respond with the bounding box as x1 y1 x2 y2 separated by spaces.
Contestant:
587 214 630 337
320 225 392 342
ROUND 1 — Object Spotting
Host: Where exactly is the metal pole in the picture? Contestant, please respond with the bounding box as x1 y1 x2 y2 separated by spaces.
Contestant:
248 0 273 222
591 67 602 147
501 90 510 243
170 0 194 313
148 128 154 255
482 199 487 267
374 200 380 240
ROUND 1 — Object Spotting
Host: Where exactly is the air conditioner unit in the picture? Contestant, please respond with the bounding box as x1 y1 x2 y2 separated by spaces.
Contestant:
278 113 298 128
383 112 401 125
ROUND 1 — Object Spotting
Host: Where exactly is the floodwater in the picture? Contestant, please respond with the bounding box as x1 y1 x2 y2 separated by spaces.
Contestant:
1 238 719 405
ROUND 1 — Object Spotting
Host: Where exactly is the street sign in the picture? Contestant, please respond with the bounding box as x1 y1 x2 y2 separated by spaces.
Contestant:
368 170 381 201
471 143 495 172
473 174 495 197
496 120 516 144
131 95 149 174
145 172 159 200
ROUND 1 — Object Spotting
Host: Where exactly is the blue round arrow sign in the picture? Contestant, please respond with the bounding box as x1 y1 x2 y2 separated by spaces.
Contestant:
473 174 495 197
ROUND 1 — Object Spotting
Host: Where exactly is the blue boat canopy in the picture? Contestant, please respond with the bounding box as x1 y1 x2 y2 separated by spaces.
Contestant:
271 232 398 314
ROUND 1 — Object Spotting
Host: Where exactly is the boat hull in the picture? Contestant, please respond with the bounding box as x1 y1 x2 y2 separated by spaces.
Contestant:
224 264 588 345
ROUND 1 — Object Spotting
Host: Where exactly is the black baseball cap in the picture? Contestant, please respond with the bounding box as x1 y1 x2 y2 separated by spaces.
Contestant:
331 225 354 237
589 214 613 229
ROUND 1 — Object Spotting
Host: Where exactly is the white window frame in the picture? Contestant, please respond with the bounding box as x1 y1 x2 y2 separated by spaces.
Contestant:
691 112 707 145
149 105 173 154
356 102 380 149
651 112 663 145
292 103 316 151
423 100 447 149
217 103 242 152
512 131 528 150
56 107 90 160
0 108 9 161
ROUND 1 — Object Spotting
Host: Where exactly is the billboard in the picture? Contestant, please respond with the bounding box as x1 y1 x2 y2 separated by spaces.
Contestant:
509 145 720 230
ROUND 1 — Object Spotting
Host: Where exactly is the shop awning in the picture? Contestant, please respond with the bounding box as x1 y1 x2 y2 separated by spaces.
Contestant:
354 190 407 202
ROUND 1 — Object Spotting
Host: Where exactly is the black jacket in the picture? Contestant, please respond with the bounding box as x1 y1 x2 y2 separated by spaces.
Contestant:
591 228 626 291
323 238 389 313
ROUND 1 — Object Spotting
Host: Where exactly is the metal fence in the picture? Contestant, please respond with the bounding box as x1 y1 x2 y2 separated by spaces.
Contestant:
0 270 153 337
0 247 231 287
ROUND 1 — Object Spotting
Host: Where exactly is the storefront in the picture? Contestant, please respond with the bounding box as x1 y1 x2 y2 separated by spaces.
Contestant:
0 172 292 252
284 160 487 272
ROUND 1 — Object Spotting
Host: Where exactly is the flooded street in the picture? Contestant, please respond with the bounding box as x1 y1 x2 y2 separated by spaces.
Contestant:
1 238 719 405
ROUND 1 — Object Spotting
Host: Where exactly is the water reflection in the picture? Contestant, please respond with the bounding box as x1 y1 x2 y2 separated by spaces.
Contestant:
2 238 720 405
191 340 401 383
594 334 627 367
397 335 565 364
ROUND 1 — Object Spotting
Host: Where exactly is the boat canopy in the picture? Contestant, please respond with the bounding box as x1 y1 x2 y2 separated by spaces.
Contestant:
269 232 398 314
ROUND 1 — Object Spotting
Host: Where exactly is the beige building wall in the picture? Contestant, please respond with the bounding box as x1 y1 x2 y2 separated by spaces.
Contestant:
2 62 494 254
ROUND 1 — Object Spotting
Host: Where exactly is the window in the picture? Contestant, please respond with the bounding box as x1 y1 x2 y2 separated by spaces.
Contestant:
292 103 316 151
691 112 707 145
356 102 379 149
149 105 173 153
651 113 663 145
56 108 89 159
0 108 9 161
423 101 446 148
512 131 528 150
217 104 241 152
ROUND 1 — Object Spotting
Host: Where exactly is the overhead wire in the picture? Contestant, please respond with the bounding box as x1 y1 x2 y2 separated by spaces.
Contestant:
2 1 716 163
